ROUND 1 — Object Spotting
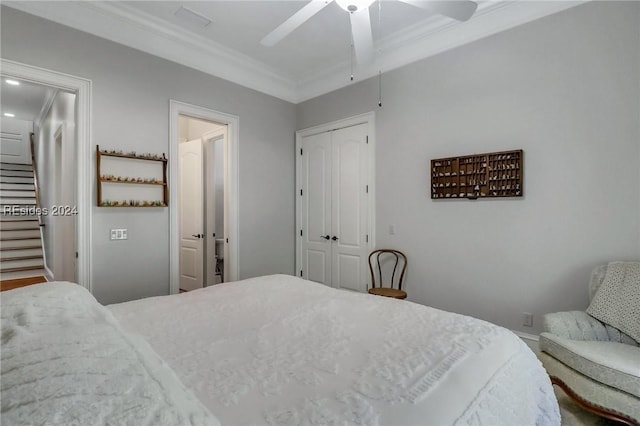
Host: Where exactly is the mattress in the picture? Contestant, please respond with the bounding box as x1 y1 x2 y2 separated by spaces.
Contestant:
109 274 560 425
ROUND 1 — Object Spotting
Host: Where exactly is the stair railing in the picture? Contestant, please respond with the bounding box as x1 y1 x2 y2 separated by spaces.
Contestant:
29 133 43 227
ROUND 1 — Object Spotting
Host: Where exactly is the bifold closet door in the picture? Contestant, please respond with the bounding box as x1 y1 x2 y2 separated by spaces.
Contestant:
300 123 369 292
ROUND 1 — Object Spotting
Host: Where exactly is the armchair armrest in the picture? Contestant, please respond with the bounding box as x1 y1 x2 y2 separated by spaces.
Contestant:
542 311 638 345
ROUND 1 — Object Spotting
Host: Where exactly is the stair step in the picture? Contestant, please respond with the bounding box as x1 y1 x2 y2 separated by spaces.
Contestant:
0 170 33 178
0 191 36 198
0 216 41 224
0 255 43 262
0 228 40 236
0 245 42 251
0 225 40 231
1 256 44 269
0 167 33 174
0 217 38 222
0 269 47 281
0 163 33 171
0 202 38 209
1 235 41 241
1 239 42 250
0 176 34 184
0 265 45 274
0 195 36 199
0 183 35 190
0 245 42 255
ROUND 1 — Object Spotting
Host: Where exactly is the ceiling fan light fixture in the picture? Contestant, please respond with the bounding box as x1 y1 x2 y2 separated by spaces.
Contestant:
336 0 375 13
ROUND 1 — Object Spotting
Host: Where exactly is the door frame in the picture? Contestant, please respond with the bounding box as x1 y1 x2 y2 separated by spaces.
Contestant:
0 59 92 291
295 112 376 283
201 128 228 284
169 100 239 294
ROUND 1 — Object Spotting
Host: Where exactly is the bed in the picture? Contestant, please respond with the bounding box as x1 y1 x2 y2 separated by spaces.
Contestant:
2 274 560 425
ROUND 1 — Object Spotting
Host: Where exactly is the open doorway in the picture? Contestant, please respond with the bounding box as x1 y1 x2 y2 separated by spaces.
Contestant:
0 59 92 292
177 115 228 291
0 75 77 285
169 100 239 294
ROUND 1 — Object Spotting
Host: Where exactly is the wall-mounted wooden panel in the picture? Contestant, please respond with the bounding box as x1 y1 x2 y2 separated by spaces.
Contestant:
431 149 523 200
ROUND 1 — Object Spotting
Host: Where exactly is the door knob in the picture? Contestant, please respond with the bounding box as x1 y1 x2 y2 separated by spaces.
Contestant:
331 236 339 241
321 235 330 240
192 234 203 239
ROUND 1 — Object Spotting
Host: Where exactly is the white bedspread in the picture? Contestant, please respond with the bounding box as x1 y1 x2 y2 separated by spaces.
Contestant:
1 282 218 426
110 274 560 425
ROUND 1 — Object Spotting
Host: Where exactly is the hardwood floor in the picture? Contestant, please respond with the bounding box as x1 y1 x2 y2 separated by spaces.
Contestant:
0 275 47 292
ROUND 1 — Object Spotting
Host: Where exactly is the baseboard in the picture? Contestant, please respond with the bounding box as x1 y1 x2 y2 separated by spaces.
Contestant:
44 266 54 282
513 330 540 354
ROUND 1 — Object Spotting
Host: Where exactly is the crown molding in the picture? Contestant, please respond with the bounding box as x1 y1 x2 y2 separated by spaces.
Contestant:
296 1 587 102
4 1 299 102
6 1 587 104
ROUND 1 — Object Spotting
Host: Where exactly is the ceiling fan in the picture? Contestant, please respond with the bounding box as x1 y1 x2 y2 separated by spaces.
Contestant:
261 0 478 65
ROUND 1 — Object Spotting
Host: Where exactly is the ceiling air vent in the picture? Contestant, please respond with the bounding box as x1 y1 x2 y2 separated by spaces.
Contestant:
174 6 212 28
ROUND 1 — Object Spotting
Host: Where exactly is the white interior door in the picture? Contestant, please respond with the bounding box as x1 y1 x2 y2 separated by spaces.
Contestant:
300 132 332 286
0 118 31 164
179 138 204 291
331 124 369 292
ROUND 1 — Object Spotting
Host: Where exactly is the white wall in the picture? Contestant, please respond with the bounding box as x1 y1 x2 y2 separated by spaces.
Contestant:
35 91 76 280
297 1 640 334
2 6 297 304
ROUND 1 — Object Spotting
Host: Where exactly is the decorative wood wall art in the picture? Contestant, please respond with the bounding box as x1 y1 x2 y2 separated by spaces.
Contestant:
96 145 168 207
431 149 523 200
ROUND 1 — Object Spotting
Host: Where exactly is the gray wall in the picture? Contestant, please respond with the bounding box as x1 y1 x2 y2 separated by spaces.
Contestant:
1 7 296 304
297 1 640 334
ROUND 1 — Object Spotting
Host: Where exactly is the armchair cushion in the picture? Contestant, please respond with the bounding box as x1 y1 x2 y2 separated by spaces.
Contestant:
539 333 640 398
542 311 639 345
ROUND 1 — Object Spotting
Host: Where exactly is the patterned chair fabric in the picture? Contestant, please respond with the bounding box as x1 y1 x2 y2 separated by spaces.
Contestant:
539 263 640 425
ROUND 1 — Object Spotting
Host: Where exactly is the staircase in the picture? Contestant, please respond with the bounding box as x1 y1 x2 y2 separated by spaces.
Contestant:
0 162 46 281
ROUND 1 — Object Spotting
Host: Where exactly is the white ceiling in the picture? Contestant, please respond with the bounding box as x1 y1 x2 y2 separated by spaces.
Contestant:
0 78 55 122
5 1 585 103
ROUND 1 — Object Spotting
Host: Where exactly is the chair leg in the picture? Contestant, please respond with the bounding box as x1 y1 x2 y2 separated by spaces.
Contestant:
550 376 639 426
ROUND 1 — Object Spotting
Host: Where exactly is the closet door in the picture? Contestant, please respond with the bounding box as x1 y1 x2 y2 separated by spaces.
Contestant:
330 124 369 292
300 132 332 286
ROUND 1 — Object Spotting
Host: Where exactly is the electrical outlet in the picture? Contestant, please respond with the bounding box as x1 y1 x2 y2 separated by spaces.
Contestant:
522 312 533 327
110 229 128 240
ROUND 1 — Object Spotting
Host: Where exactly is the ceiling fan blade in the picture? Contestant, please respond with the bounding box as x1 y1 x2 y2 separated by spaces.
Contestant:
261 0 333 46
398 0 478 22
350 9 374 65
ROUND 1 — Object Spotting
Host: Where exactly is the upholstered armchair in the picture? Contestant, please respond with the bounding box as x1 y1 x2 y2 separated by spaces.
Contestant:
539 264 640 425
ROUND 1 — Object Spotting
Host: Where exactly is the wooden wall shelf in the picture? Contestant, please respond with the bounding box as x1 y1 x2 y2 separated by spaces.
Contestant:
97 145 168 207
431 149 523 200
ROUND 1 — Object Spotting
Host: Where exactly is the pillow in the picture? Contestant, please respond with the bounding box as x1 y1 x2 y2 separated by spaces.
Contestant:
586 262 640 344
1 282 219 425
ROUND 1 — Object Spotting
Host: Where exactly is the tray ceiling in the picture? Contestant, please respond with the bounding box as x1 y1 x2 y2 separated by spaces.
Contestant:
4 1 585 103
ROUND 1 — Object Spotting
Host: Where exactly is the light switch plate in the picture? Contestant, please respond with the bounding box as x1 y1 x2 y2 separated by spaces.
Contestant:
110 229 128 240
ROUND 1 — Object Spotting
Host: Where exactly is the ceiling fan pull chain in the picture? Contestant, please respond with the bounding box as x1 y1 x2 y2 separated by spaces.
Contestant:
350 42 354 81
378 70 382 107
